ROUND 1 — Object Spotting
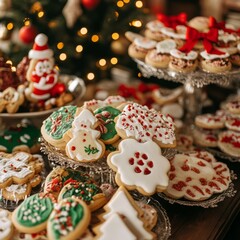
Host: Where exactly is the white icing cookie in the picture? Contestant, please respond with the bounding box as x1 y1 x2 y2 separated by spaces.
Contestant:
115 102 176 148
170 49 198 60
165 153 231 201
107 139 170 195
0 209 14 240
97 186 156 239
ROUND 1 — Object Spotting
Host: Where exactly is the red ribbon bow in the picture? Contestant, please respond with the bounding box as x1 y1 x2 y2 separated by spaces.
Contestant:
179 26 225 55
157 12 187 29
209 16 238 35
118 84 141 100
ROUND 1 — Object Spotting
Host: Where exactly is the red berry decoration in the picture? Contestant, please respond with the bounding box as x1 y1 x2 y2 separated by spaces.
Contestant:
82 0 100 10
19 25 38 44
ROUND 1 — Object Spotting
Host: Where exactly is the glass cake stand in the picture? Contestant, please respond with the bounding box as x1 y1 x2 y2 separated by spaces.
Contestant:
134 58 240 123
157 171 237 208
40 137 177 187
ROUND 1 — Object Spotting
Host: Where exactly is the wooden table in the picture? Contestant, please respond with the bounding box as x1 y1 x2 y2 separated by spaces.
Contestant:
153 160 240 240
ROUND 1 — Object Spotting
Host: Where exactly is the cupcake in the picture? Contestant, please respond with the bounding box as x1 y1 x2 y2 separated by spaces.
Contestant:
169 49 198 73
145 39 176 68
199 50 232 73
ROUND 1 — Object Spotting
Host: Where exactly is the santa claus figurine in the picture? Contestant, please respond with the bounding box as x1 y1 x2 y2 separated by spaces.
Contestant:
25 33 65 102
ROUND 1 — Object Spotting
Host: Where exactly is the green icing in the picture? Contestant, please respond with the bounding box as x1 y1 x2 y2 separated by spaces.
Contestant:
105 144 117 152
94 106 121 141
51 198 84 239
0 123 40 152
62 169 93 184
16 194 54 227
62 182 101 203
44 105 77 140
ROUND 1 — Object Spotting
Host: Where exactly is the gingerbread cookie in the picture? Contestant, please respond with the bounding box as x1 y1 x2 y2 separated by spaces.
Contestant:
94 106 121 144
0 87 24 113
0 119 40 153
47 197 91 240
58 181 107 212
115 102 176 148
165 153 231 201
66 108 105 162
107 138 170 196
41 105 79 149
0 209 14 240
218 130 240 157
97 186 156 239
12 192 57 234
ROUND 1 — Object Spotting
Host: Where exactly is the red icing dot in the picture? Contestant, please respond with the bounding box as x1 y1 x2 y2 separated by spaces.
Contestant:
186 177 192 182
134 166 142 173
191 167 200 174
83 139 86 142
197 161 206 167
137 160 144 166
147 161 153 168
71 146 76 151
142 154 148 160
200 178 207 185
129 158 134 165
135 152 140 158
144 168 151 175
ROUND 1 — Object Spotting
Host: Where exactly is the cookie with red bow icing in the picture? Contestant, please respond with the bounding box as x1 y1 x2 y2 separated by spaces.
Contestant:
164 153 231 201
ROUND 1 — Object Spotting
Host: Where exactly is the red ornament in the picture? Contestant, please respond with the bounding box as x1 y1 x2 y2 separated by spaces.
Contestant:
82 0 100 10
51 83 66 97
19 25 38 44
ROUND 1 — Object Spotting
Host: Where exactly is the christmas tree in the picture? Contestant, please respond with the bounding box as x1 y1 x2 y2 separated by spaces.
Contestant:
0 0 149 82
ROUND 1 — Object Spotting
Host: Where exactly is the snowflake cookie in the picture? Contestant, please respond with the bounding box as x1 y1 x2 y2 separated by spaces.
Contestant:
107 138 170 196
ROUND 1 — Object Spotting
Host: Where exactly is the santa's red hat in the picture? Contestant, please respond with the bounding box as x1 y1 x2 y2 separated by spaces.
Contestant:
28 33 53 59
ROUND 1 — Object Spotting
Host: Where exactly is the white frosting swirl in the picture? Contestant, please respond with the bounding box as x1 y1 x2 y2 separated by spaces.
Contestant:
160 27 186 39
156 39 176 54
170 49 198 60
200 50 229 60
146 20 164 32
134 38 156 49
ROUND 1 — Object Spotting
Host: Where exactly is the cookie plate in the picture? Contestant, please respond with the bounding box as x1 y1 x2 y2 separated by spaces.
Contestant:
157 171 237 208
0 74 86 118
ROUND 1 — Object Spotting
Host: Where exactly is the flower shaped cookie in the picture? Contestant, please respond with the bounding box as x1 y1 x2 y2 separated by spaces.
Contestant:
107 139 170 196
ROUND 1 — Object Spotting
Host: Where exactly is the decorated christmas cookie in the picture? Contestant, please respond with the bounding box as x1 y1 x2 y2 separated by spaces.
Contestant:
135 201 158 230
225 117 240 132
165 153 231 201
107 138 170 196
13 229 47 240
12 192 57 234
195 113 225 129
0 209 14 240
94 106 121 144
0 119 40 153
94 212 137 240
0 87 24 113
58 181 107 212
97 186 156 239
47 197 91 240
25 33 62 102
0 152 35 188
193 128 218 147
41 105 79 149
115 102 176 148
66 108 105 162
44 167 94 198
218 130 240 157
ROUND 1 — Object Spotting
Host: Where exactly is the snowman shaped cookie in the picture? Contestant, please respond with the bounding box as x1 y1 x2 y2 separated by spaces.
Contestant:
25 33 62 102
